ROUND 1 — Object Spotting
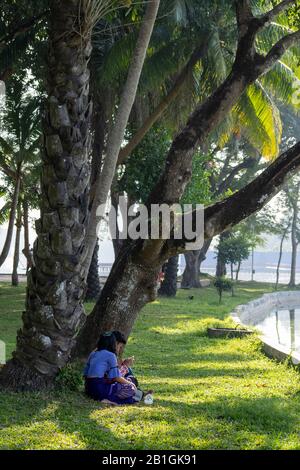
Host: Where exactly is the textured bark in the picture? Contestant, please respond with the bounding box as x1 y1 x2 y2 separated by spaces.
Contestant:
85 90 107 300
85 240 101 301
0 175 21 268
198 238 212 273
0 0 93 390
181 251 201 288
74 241 161 357
158 256 179 297
12 205 22 287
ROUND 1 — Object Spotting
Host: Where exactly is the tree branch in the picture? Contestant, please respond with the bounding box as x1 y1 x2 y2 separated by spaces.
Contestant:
172 140 300 253
0 11 47 48
215 156 257 196
256 29 300 76
259 0 296 26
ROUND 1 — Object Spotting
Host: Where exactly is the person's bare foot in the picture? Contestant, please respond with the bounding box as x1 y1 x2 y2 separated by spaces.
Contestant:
101 399 119 406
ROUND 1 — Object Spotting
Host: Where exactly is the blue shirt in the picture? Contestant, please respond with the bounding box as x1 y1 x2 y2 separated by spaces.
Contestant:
83 349 121 379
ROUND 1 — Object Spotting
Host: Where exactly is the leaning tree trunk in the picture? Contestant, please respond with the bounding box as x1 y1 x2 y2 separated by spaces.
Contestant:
73 241 162 358
22 199 32 272
0 175 21 268
12 205 22 287
0 0 93 391
181 251 200 288
159 256 179 297
74 139 300 359
198 238 212 274
85 239 101 302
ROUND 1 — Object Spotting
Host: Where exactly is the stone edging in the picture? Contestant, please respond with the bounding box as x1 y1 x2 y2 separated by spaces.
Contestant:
230 290 300 365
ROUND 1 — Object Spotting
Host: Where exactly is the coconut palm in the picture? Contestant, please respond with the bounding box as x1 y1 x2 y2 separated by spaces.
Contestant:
0 77 40 268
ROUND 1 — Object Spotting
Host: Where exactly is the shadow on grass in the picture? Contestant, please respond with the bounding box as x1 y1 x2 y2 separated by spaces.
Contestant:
0 390 132 450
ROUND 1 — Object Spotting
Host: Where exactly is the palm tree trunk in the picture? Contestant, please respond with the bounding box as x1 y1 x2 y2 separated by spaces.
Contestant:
12 205 22 287
0 175 21 267
22 199 32 272
82 0 160 278
0 0 93 390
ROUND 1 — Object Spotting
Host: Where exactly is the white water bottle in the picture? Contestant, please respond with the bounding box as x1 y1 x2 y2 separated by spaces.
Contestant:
144 393 154 405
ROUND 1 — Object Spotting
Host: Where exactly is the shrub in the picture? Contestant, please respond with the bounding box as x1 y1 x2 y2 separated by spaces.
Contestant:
55 363 83 391
214 276 233 303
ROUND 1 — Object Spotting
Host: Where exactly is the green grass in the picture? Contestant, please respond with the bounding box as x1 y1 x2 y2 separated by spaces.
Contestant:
1 280 300 450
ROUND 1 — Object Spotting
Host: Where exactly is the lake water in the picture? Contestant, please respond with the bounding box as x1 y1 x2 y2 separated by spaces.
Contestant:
252 308 300 354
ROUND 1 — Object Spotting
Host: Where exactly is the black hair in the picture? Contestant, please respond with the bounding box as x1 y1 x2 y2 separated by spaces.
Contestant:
96 332 117 353
112 330 127 344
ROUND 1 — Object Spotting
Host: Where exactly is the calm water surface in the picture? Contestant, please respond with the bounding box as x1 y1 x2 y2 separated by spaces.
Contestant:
253 308 300 354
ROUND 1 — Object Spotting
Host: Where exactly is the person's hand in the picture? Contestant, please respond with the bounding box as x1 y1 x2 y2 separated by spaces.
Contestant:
123 356 135 367
126 379 136 389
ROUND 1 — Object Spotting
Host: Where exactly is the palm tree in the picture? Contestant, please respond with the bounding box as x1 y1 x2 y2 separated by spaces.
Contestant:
0 77 40 268
0 0 99 390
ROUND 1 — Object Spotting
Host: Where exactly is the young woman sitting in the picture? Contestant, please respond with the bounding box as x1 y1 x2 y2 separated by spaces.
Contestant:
83 331 148 405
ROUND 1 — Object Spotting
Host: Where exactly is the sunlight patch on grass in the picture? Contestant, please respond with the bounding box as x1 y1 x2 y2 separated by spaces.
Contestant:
1 281 300 449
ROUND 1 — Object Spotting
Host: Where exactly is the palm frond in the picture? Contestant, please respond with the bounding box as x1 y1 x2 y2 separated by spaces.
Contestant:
261 60 300 111
233 82 282 159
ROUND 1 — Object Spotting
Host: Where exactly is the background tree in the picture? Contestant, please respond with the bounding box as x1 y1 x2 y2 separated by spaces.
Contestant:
215 232 251 282
214 276 233 303
0 76 40 269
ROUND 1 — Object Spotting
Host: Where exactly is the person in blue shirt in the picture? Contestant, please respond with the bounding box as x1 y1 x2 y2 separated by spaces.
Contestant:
84 331 143 405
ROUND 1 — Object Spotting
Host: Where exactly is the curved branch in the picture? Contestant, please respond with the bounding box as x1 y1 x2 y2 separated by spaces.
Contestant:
205 141 300 241
256 29 300 75
259 0 296 26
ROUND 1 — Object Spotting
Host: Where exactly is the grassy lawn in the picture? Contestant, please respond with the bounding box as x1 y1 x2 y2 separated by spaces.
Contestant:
1 280 300 450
